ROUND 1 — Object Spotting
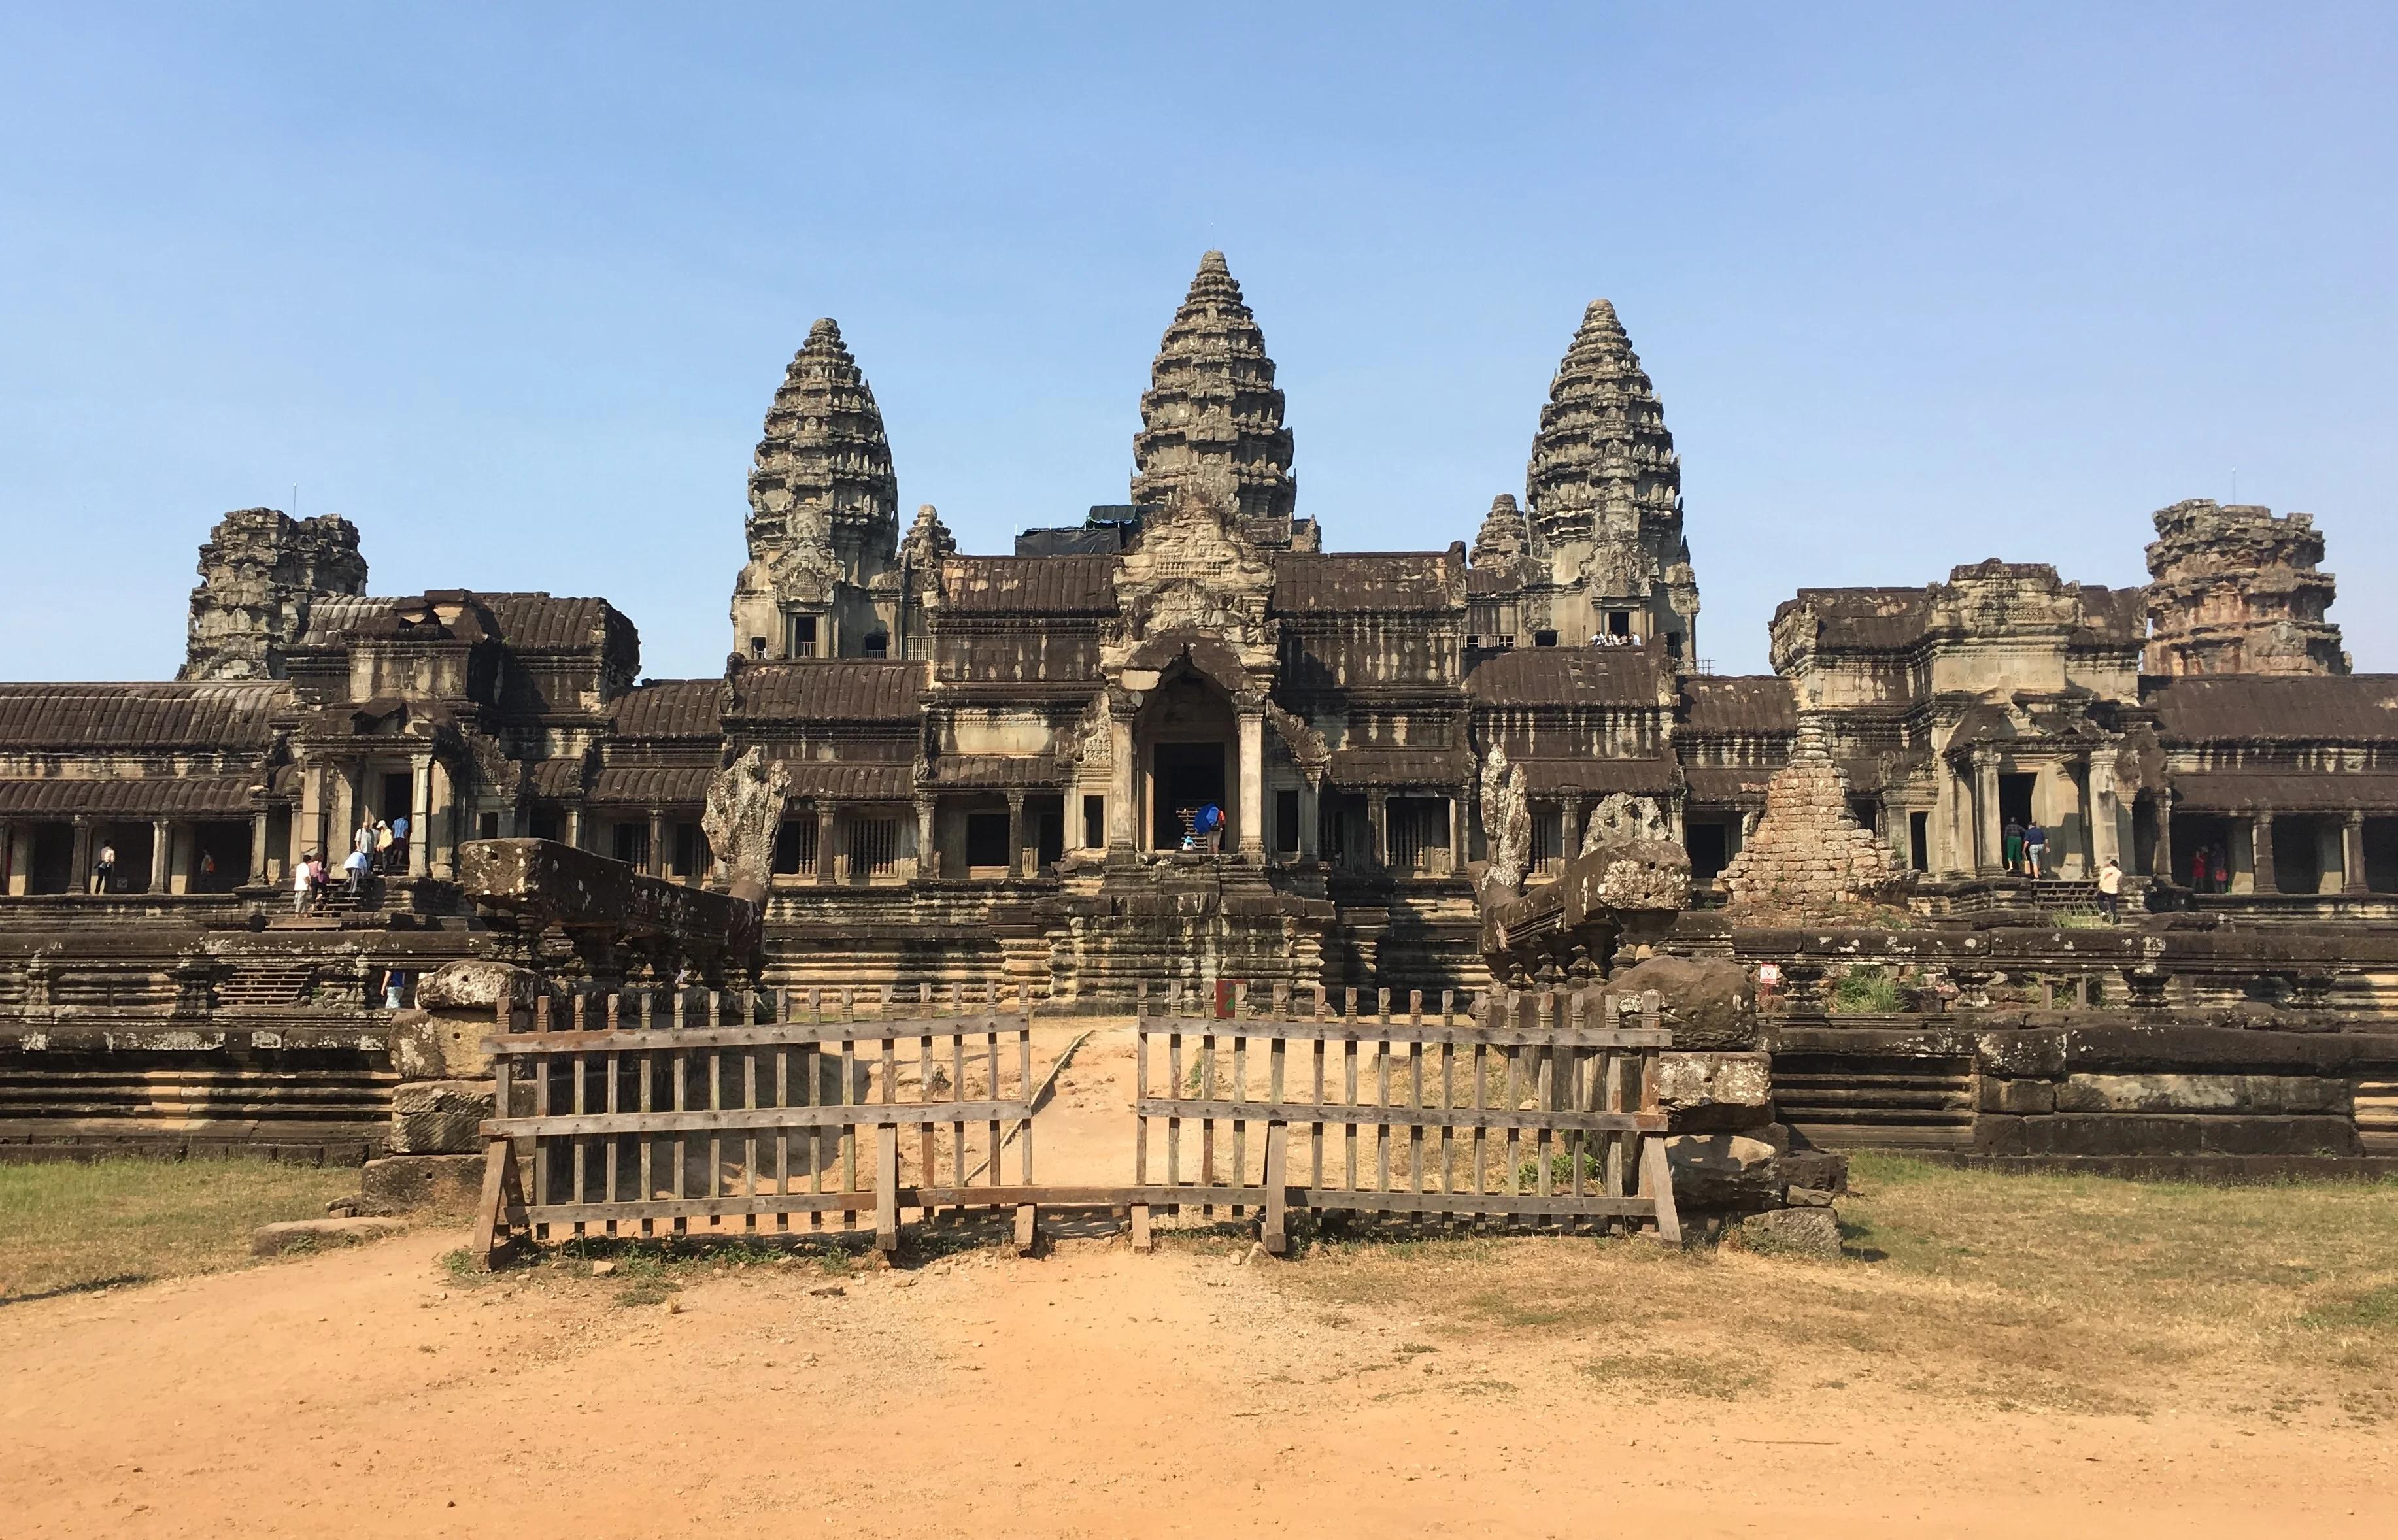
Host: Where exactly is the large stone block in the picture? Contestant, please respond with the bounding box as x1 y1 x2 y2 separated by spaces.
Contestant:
1980 1078 2057 1114
1607 955 1757 1050
388 1079 496 1155
1656 1051 1774 1132
2022 1113 2204 1156
1973 1113 2029 1156
2196 1116 2359 1156
361 1153 486 1213
415 960 543 1015
1772 1147 1850 1194
390 1011 497 1080
2054 1073 2350 1116
1666 1132 1782 1209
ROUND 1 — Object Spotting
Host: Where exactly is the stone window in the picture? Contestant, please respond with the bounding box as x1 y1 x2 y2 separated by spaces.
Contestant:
862 633 888 659
1083 795 1105 850
773 817 817 877
612 821 649 870
852 817 900 879
783 612 817 660
965 812 1009 871
1274 790 1300 854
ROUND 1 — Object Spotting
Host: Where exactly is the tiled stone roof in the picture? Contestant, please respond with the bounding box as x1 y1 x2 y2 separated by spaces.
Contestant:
1272 554 1459 614
0 683 288 750
729 661 926 721
0 775 265 815
2150 676 2398 743
1464 647 1663 706
939 557 1119 615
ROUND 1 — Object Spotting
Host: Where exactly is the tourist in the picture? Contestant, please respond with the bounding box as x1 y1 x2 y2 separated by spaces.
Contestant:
374 820 395 874
382 969 407 1009
2211 843 2231 894
308 853 328 909
2002 818 2024 875
2191 845 2212 893
2098 857 2122 922
293 856 313 914
354 816 377 861
2023 820 2046 880
94 840 115 893
390 812 410 871
343 845 371 896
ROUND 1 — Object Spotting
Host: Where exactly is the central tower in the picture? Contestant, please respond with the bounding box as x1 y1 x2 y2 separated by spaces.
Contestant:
1130 252 1297 526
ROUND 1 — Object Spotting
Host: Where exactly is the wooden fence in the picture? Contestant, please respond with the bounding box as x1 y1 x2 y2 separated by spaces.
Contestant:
473 980 1680 1266
1132 982 1679 1252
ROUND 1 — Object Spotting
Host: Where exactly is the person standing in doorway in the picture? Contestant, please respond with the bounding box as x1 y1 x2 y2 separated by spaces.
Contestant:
2191 844 2212 893
2002 818 2025 875
2211 843 2231 895
390 812 410 873
94 840 116 893
374 820 394 875
294 855 314 914
2023 820 2047 880
2098 856 2123 922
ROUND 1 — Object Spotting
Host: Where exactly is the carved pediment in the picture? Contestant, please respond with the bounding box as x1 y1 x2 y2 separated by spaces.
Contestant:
1104 478 1279 682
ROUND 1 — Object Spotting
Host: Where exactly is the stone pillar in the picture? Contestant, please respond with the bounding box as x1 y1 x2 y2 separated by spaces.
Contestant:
1562 797 1587 861
1298 778 1321 862
2344 811 2368 895
1973 752 2002 876
0 820 12 896
1236 711 1265 858
146 820 170 893
2316 818 2345 896
915 797 937 880
2091 779 2120 875
428 760 455 879
1449 792 1466 877
1366 789 1389 870
297 763 323 867
2252 811 2277 894
6 822 29 896
71 817 92 893
1006 791 1026 879
248 809 271 886
1107 715 1136 852
408 756 432 879
2153 796 2173 886
647 809 666 879
816 802 837 886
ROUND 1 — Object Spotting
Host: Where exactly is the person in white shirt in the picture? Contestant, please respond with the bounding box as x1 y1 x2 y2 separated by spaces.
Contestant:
2097 857 2123 923
293 857 313 914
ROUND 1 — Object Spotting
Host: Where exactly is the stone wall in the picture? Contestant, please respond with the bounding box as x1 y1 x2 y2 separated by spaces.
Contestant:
1717 713 1893 910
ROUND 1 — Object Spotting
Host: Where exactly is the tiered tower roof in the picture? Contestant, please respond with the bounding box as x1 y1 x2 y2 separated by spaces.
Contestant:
746 319 898 567
1131 252 1296 522
1524 299 1683 561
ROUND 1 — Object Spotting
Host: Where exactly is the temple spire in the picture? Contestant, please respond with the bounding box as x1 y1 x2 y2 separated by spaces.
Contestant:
745 318 898 573
1131 252 1296 522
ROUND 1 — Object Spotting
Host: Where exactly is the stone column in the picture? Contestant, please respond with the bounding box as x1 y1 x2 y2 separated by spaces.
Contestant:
1562 797 1587 861
7 822 29 896
2091 778 2120 875
2344 811 2368 895
1973 751 2002 876
647 809 666 879
2316 819 2344 896
2252 811 2277 894
915 797 937 880
1006 791 1026 879
816 802 837 886
408 756 432 879
1366 789 1389 870
248 808 271 886
1236 711 1265 858
1107 714 1136 852
71 817 92 893
564 804 584 851
2152 795 2173 885
1298 778 1321 862
428 760 455 879
296 763 323 867
1448 792 1466 877
0 820 12 896
146 820 169 893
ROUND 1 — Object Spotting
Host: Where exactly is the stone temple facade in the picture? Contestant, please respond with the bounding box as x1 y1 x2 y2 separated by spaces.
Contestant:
5 251 2398 1163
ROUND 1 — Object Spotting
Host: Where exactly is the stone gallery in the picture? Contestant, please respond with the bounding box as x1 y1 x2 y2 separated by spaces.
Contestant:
2 253 2393 1171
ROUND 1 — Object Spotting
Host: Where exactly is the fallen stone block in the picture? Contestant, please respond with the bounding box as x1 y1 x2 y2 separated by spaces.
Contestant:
362 1153 486 1213
390 1012 499 1080
1666 1131 1782 1209
252 1216 406 1257
1605 954 1757 1050
1737 1205 1841 1260
388 1079 497 1156
1655 1051 1774 1133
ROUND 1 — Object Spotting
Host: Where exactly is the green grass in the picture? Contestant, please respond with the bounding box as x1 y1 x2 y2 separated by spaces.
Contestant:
0 1157 360 1303
1830 965 1906 1013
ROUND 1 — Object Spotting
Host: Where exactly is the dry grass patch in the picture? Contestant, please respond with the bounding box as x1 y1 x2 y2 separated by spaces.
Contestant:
1266 1156 2398 1422
0 1157 360 1304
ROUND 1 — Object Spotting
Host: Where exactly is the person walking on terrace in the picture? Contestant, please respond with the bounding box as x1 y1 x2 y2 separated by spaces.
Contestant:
2098 856 2123 922
2002 817 2025 875
2023 820 2047 880
373 820 394 875
93 841 116 893
292 855 313 915
343 845 370 897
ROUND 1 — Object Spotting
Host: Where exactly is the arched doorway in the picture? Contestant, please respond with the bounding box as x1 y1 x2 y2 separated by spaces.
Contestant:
1137 664 1234 850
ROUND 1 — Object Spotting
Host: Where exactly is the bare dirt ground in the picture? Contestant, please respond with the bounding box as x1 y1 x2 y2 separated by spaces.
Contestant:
3 1022 2393 1538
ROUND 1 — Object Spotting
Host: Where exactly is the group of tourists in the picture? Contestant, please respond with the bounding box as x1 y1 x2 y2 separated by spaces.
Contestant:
2189 843 2233 894
2001 818 2052 878
284 813 413 914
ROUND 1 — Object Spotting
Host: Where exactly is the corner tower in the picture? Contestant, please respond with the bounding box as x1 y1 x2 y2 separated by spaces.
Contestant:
1131 252 1297 529
2143 499 2348 677
1523 300 1699 658
731 319 901 660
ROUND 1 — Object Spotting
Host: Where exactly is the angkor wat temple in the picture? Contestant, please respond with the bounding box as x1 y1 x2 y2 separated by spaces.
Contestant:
5 252 2393 1167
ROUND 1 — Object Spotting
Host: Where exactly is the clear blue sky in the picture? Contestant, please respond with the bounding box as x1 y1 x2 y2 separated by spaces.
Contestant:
3 5 2392 682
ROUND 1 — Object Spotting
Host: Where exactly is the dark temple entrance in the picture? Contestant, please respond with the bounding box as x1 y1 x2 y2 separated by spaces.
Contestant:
1152 741 1226 849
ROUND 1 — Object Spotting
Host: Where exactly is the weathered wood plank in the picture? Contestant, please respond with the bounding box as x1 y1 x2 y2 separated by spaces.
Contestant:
486 1099 1032 1139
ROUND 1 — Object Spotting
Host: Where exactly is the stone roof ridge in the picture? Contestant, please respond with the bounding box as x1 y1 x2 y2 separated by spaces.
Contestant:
1131 252 1296 524
746 316 899 566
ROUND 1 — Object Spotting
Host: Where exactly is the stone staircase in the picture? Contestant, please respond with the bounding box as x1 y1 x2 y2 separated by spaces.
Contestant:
214 963 317 1009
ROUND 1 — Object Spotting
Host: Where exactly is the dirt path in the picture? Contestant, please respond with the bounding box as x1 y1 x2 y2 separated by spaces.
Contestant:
3 1218 2393 1539
4 1028 2391 1537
